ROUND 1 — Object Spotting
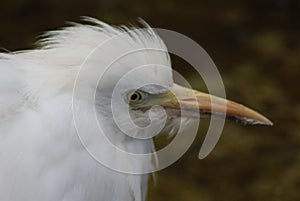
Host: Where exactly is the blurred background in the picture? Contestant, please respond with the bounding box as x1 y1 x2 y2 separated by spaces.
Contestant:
1 0 299 200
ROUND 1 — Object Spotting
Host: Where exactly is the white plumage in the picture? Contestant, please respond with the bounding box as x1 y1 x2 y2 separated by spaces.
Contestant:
0 18 172 201
0 17 272 201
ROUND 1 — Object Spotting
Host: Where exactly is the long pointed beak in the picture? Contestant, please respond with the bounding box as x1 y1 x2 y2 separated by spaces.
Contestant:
161 84 273 125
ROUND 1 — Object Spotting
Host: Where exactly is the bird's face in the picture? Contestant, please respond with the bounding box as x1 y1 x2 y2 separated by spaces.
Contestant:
96 64 272 140
125 83 273 129
85 25 272 140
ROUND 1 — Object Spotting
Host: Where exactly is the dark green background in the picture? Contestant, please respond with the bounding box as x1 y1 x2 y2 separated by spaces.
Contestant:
1 0 299 200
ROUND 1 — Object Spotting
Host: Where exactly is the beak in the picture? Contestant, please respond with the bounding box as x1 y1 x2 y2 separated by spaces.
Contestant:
160 84 273 125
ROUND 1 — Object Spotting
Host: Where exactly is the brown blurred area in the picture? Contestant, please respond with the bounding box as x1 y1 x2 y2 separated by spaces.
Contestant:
1 0 299 200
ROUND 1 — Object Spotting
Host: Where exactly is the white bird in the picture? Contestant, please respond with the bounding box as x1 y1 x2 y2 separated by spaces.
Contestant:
0 18 272 201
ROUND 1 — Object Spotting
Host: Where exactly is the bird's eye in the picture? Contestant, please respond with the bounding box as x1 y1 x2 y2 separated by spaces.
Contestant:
127 91 143 104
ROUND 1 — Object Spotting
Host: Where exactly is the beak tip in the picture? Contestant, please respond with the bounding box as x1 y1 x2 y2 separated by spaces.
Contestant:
250 117 273 126
234 117 273 126
264 119 274 126
257 115 273 126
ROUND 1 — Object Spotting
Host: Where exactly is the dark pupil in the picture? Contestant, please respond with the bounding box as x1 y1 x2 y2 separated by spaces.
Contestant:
130 93 139 101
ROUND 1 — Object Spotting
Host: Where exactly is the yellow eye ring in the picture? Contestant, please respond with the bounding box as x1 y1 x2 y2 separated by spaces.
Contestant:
127 91 143 103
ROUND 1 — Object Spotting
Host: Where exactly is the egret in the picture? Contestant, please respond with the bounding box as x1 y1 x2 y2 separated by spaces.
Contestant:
0 18 272 201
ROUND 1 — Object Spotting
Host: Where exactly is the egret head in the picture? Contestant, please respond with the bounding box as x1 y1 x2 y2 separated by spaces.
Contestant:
81 20 273 142
35 17 272 147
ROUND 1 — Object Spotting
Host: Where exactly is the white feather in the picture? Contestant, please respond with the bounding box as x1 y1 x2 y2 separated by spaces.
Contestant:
0 18 173 201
